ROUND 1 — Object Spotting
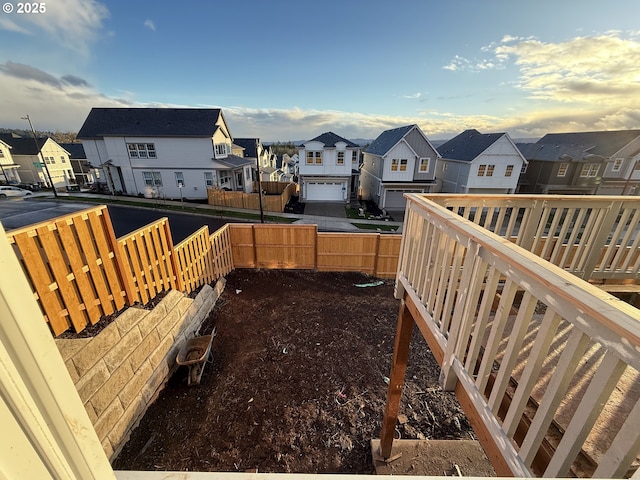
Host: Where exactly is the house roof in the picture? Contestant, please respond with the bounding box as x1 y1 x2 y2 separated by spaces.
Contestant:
59 143 86 160
303 132 358 148
0 133 48 155
537 130 640 157
516 143 589 162
437 129 506 161
216 155 254 169
77 108 224 139
233 138 259 157
363 124 415 156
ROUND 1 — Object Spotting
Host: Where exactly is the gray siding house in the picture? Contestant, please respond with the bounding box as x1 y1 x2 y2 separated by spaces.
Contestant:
537 130 640 195
360 124 438 211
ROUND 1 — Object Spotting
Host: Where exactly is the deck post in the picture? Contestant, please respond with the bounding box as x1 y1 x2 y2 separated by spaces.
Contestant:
379 298 414 458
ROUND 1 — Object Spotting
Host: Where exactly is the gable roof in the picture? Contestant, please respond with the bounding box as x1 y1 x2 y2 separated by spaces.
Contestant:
537 130 640 157
77 108 224 139
437 129 505 161
0 133 48 155
363 124 416 156
59 143 86 159
304 132 358 148
517 143 589 162
233 138 259 157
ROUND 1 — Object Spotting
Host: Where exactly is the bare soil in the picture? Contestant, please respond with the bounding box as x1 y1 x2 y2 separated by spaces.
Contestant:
113 269 479 474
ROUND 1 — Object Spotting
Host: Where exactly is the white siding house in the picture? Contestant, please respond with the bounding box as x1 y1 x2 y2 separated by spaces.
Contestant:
361 124 439 211
437 129 526 194
298 132 360 202
77 108 254 199
0 137 21 184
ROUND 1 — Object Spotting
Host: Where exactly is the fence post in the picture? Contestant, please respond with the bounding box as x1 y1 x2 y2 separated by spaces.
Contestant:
163 219 184 292
101 206 136 305
379 298 414 458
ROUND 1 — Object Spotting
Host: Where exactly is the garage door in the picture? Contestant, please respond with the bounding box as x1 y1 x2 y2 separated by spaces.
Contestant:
306 182 344 201
384 189 421 210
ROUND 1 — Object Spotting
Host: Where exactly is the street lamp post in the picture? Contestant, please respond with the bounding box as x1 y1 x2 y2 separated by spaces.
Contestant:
22 115 57 197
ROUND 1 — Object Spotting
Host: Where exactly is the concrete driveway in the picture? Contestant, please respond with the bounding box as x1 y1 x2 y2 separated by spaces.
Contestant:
303 202 347 218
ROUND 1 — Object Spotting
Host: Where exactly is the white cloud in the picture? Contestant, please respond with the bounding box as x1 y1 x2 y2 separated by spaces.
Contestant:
144 19 156 31
0 0 109 55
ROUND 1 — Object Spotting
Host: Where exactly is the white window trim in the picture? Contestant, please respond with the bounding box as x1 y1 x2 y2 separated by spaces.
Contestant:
557 162 569 177
612 158 623 172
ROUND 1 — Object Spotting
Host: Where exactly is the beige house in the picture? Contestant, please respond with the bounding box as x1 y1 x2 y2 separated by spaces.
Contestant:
0 133 76 189
0 137 22 184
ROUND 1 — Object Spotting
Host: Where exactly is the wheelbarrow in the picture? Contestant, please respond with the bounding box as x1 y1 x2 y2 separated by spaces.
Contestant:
176 329 215 386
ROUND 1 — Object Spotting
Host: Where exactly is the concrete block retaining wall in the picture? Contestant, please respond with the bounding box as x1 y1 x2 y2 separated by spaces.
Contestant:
55 278 226 460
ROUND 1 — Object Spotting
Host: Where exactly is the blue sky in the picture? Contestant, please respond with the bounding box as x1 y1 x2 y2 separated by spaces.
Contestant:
1 0 640 141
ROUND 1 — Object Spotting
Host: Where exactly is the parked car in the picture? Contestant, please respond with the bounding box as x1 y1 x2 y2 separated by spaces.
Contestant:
16 182 41 192
0 186 33 197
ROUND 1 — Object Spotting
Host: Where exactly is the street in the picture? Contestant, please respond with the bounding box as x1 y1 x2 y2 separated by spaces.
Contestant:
0 197 240 243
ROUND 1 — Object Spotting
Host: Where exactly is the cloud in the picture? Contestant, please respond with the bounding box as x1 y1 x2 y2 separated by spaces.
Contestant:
0 61 62 87
144 19 156 31
0 0 109 55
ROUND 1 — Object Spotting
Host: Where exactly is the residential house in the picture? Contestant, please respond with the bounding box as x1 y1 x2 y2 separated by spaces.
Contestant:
59 143 99 187
297 132 360 202
360 124 439 211
76 108 254 199
0 133 75 189
437 129 526 194
0 137 21 184
536 130 640 195
516 143 605 194
234 138 277 182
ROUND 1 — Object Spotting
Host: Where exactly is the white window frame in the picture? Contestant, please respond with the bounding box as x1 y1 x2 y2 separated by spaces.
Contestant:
521 164 528 174
352 151 358 163
612 158 623 172
557 163 569 177
478 164 486 176
306 151 322 165
204 172 215 187
128 143 156 159
442 163 448 172
215 143 229 156
580 164 599 178
399 159 408 172
505 165 514 177
337 151 344 165
142 171 162 186
419 158 429 172
175 172 184 188
486 165 495 177
391 159 399 171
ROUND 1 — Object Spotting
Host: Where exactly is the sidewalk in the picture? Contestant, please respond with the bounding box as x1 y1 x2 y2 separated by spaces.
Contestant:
54 192 404 233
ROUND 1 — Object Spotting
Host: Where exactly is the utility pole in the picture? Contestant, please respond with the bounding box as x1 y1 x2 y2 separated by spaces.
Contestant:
22 115 57 197
255 138 264 223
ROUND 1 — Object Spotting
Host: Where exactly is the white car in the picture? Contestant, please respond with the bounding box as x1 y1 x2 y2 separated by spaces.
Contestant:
0 186 33 198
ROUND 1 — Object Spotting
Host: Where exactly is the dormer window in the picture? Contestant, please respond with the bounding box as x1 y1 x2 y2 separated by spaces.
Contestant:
215 143 230 156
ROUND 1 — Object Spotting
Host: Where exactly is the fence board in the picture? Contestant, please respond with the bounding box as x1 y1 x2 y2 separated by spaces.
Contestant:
229 224 256 267
254 224 317 269
317 233 378 274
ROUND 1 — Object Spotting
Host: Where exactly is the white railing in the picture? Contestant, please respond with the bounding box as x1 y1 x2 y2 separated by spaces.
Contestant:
394 194 640 477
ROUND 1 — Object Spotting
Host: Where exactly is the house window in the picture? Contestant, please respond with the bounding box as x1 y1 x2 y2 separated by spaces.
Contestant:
142 171 162 186
219 171 231 187
352 151 358 163
0 149 4 158
391 159 399 171
61 156 66 163
612 158 623 171
505 165 514 177
580 164 599 177
419 158 429 172
204 172 215 186
175 172 184 187
215 143 229 156
400 159 408 171
521 164 528 174
128 143 156 158
442 163 448 172
478 165 486 176
306 151 322 165
486 165 495 176
557 163 569 177
337 151 344 165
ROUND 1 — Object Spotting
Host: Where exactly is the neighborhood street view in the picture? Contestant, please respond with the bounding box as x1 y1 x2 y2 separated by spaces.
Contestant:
1 1 639 479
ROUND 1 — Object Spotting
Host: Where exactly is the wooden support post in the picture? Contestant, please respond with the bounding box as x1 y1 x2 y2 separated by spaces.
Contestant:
379 299 414 459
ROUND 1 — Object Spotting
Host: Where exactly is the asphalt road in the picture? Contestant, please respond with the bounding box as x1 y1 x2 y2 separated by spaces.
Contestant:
0 197 241 243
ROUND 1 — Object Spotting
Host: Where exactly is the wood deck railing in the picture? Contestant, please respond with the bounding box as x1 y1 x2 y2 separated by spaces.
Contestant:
5 206 400 336
381 194 640 478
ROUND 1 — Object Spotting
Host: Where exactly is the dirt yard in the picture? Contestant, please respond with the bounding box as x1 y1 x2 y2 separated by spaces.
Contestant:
113 269 479 474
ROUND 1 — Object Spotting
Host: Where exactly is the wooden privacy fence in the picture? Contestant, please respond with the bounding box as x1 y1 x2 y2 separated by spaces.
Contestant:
6 206 398 336
207 182 296 212
382 193 640 477
423 194 640 282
